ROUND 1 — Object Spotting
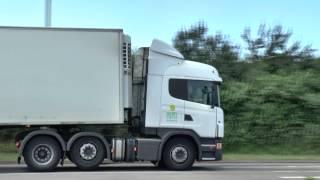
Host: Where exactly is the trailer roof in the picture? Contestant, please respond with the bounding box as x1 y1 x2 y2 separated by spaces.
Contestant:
0 26 123 33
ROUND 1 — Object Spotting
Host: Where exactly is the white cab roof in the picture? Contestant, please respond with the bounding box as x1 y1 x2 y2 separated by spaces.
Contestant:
150 39 184 59
148 39 222 82
165 60 222 82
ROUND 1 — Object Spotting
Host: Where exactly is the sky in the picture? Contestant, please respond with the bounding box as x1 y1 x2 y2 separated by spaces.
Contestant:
0 0 319 53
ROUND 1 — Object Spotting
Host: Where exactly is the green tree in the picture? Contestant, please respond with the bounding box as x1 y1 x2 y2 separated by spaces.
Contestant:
173 22 240 80
173 22 239 64
241 24 315 61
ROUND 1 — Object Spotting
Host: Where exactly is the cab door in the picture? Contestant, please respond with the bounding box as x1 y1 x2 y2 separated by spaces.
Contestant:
159 77 185 128
184 80 218 138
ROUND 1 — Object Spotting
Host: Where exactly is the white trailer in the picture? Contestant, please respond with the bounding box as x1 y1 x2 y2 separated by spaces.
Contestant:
0 26 224 171
0 27 125 125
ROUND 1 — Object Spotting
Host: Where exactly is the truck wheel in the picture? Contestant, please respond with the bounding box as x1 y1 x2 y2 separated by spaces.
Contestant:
151 160 165 168
70 137 105 170
162 138 195 170
24 136 62 171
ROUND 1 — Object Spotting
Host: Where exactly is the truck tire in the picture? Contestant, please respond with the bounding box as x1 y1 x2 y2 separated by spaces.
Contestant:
24 136 62 171
151 160 165 169
70 137 105 170
162 138 195 170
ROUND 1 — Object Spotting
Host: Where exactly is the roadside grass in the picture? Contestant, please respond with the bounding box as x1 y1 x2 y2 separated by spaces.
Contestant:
223 144 320 160
223 144 320 161
0 142 17 161
0 142 16 152
223 153 320 161
0 152 17 161
305 177 315 180
224 144 320 155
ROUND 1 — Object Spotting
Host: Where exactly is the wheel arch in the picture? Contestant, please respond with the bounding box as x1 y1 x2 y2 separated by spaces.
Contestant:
19 129 66 158
158 130 201 161
66 132 110 159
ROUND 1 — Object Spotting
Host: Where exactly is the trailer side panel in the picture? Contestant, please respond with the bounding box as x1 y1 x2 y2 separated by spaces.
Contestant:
0 27 123 125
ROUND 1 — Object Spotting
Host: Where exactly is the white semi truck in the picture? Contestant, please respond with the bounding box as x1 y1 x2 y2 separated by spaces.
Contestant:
0 26 224 171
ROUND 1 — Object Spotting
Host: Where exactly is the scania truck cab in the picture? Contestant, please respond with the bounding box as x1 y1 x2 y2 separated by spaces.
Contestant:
132 40 224 165
0 26 223 171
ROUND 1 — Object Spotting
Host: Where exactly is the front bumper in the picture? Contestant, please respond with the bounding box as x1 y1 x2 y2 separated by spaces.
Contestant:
199 139 223 161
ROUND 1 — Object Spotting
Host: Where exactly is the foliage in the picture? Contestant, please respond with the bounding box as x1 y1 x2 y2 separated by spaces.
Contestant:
173 22 239 63
0 128 22 142
174 22 320 152
241 24 315 61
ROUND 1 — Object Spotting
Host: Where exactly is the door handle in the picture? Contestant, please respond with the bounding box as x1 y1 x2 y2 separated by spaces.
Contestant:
184 114 193 121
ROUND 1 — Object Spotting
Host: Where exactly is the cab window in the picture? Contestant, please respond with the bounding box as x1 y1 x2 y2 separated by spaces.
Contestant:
169 79 219 106
187 80 213 105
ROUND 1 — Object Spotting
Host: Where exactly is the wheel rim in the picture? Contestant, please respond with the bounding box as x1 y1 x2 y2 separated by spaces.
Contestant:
32 144 54 165
170 145 188 164
79 143 97 161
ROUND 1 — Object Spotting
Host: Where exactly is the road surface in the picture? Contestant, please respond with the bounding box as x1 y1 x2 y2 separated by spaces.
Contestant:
0 162 320 180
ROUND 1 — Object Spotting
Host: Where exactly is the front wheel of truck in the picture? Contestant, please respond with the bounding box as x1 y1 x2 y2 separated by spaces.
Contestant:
162 138 195 170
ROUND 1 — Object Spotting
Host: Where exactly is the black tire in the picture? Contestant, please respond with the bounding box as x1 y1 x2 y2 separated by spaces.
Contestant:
162 138 196 170
24 136 62 172
151 160 165 169
70 137 105 170
151 160 157 166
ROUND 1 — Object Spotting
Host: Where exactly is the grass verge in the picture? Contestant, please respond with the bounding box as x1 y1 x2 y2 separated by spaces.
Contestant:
0 152 16 162
0 142 17 162
223 153 320 161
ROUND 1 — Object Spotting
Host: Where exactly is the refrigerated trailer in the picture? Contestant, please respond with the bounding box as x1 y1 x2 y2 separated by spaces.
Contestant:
0 26 224 171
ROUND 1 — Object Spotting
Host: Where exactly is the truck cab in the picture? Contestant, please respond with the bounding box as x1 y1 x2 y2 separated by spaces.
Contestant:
133 39 224 166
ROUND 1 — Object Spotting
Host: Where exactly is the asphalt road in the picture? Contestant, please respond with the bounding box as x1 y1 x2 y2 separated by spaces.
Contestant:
0 162 320 180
